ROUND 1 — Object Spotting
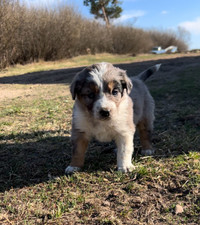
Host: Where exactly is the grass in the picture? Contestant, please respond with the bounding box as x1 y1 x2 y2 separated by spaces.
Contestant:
0 54 200 224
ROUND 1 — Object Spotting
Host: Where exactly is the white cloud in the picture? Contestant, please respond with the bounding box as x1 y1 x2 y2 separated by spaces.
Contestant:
179 17 200 35
113 10 146 24
161 10 168 15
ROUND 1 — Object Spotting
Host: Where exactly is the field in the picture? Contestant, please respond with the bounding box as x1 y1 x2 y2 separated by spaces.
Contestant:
0 53 200 224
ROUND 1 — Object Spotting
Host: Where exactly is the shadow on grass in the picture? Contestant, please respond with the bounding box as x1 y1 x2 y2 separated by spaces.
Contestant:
0 55 200 85
1 126 199 193
0 130 118 192
0 130 72 192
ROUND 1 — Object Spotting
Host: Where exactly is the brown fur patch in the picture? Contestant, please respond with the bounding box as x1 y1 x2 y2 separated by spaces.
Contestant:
137 119 152 150
70 131 89 168
107 81 115 93
77 82 100 111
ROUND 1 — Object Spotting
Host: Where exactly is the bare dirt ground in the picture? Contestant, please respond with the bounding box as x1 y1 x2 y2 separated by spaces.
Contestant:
0 54 199 224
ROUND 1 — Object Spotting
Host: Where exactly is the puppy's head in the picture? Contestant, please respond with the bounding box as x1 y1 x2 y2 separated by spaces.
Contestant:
70 62 132 120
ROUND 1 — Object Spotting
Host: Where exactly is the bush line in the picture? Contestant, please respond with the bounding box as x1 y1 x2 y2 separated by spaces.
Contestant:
0 0 188 69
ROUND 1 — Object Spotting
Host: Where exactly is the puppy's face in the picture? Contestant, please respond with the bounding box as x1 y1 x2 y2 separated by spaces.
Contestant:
70 62 132 120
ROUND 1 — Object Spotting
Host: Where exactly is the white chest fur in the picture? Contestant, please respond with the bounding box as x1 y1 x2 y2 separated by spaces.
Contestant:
73 97 135 143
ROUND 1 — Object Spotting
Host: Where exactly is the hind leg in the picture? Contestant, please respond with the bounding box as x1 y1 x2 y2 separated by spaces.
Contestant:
137 118 155 156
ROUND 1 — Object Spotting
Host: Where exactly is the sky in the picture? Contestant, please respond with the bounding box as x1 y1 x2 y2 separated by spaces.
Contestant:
24 0 200 50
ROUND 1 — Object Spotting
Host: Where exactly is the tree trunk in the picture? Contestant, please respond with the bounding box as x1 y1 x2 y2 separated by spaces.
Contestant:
101 5 109 28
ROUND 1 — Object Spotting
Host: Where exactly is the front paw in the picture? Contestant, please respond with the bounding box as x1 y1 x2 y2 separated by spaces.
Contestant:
118 163 135 173
65 166 81 175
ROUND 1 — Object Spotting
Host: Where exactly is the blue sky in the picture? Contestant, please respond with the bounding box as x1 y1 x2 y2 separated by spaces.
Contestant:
24 0 200 49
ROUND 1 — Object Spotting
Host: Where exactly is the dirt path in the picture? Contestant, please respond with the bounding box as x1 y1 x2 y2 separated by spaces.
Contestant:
2 55 200 85
0 53 200 93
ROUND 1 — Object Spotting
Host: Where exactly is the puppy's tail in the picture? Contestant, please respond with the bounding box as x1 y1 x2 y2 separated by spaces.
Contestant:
137 64 161 81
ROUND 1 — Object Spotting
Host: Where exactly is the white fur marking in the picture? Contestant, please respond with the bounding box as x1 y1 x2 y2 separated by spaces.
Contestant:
118 164 135 173
88 62 107 87
93 94 116 120
116 134 135 173
155 64 161 71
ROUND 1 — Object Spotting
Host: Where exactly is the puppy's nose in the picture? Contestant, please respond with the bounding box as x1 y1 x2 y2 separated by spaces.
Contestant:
99 108 110 118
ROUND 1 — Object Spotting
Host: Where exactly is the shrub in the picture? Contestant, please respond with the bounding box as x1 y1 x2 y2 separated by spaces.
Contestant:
110 25 153 54
0 0 189 69
148 29 188 52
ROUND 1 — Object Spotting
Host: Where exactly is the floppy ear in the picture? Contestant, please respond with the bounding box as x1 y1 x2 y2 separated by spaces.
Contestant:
70 68 87 100
119 70 133 94
70 78 81 100
70 64 100 100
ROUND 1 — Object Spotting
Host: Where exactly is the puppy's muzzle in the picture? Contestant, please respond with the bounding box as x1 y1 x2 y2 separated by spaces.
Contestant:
99 108 110 119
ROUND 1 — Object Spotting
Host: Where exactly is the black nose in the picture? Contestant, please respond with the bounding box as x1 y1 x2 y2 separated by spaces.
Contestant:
99 109 110 118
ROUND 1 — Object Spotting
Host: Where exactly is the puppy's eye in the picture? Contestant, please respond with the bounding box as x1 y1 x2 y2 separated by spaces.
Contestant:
112 89 119 96
87 93 95 99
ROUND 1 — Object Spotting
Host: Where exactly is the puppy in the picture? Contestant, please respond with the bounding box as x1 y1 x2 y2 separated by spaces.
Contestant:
65 62 160 174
